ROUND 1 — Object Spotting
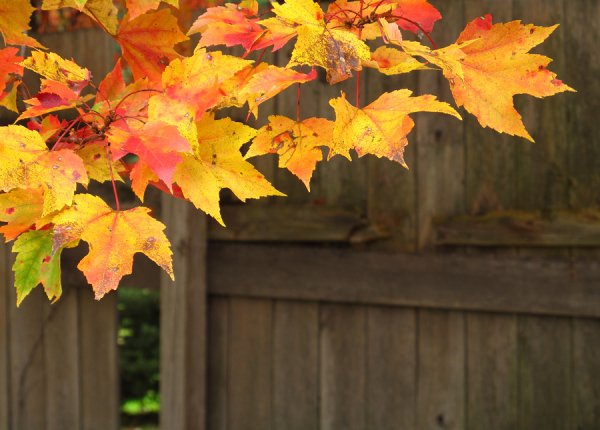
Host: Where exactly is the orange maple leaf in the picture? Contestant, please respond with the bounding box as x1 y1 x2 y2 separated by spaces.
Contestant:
443 15 575 141
0 0 44 48
116 9 188 83
52 194 174 299
249 115 333 189
0 47 24 113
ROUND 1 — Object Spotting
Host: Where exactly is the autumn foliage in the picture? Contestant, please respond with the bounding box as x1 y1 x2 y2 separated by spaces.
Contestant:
0 0 573 305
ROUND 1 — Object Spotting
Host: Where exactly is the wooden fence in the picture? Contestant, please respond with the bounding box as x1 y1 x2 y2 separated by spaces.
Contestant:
1 0 600 429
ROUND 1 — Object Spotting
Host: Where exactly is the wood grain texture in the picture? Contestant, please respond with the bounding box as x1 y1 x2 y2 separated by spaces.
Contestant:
564 0 600 210
517 316 572 430
273 301 319 430
435 210 600 247
366 307 417 429
228 298 273 430
320 304 367 430
207 297 229 430
44 287 80 430
573 318 600 429
79 287 119 430
161 196 208 430
467 313 518 430
208 244 600 318
417 310 465 430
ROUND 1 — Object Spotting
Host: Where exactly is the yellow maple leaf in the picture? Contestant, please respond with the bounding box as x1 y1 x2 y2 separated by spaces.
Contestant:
21 51 91 93
248 115 334 190
364 46 429 76
52 194 174 299
329 90 461 166
0 125 89 216
173 115 284 225
269 0 370 84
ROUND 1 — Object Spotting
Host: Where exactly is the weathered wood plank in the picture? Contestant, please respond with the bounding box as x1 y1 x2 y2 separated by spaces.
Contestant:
208 244 600 318
416 0 466 249
273 301 319 430
207 298 229 430
228 298 273 430
0 242 10 430
435 210 600 247
79 287 119 430
161 196 208 430
464 0 516 215
564 1 600 210
417 310 465 430
45 288 80 430
513 0 568 213
9 283 46 430
320 304 367 430
517 316 572 430
366 307 416 429
210 204 386 243
467 313 518 430
573 318 600 429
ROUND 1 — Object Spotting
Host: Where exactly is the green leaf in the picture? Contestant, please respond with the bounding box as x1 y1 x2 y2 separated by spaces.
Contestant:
12 230 62 306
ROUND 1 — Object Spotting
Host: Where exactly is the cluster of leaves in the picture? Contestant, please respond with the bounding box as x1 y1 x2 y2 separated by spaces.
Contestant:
0 0 573 305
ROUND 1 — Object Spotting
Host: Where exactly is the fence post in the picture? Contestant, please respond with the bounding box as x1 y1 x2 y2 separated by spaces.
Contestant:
160 195 208 430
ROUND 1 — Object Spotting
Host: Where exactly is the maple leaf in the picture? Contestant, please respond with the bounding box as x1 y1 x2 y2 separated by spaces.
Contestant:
12 230 62 306
21 51 91 94
107 120 191 195
439 15 575 141
0 47 24 113
270 0 370 84
188 2 265 53
0 125 89 216
42 0 119 35
329 90 460 166
116 9 188 83
18 80 93 120
148 47 252 148
0 188 46 242
126 0 179 20
52 193 174 299
0 0 44 48
248 115 333 190
363 45 428 75
173 115 284 225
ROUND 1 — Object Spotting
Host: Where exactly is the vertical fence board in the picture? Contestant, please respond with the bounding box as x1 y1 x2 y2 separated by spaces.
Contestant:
366 307 416 429
513 0 568 213
573 319 600 428
207 297 229 430
228 298 273 430
415 0 466 249
564 1 600 210
45 288 80 430
0 243 10 429
517 316 572 430
273 301 319 430
417 310 465 430
79 288 119 430
463 0 515 214
320 304 367 430
467 313 518 430
9 285 46 430
161 197 208 430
